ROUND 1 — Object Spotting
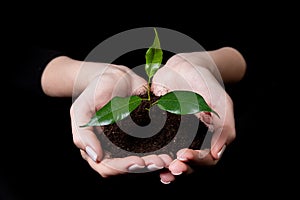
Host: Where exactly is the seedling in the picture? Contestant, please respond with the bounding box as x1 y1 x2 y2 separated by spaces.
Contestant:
80 28 219 128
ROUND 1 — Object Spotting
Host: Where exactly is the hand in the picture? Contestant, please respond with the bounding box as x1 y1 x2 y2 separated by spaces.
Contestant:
42 56 177 177
151 47 246 183
70 61 176 177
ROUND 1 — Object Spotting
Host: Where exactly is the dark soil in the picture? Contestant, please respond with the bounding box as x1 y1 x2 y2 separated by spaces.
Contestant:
97 92 209 159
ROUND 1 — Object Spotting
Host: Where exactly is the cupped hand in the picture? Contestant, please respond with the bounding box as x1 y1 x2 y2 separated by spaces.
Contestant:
151 48 245 183
70 62 169 177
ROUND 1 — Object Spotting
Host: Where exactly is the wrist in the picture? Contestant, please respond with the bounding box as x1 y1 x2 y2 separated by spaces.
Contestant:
208 47 247 83
41 56 81 97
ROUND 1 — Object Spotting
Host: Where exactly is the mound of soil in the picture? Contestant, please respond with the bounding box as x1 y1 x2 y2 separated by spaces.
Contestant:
97 92 209 159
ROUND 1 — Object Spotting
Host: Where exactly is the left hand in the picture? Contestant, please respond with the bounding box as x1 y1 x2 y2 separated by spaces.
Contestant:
151 51 238 183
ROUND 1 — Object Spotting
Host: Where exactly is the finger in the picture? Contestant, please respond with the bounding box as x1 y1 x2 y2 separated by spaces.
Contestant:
122 66 147 95
130 75 148 95
81 151 146 178
151 82 169 96
210 94 235 159
168 159 193 175
211 130 228 160
159 170 175 184
131 82 148 96
151 66 171 96
196 112 213 126
210 120 233 160
151 64 194 96
142 155 165 171
176 148 219 166
158 154 177 184
158 154 173 168
73 125 103 163
71 106 103 162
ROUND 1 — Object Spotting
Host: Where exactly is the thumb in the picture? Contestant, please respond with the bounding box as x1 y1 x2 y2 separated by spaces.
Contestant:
211 143 227 160
210 95 236 160
71 108 103 162
210 127 228 160
210 124 236 159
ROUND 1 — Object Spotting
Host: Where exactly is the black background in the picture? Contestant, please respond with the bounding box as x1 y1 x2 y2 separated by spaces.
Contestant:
1 2 296 199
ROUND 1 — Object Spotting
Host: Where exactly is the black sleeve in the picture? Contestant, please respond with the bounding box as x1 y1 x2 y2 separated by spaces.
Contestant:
10 45 65 97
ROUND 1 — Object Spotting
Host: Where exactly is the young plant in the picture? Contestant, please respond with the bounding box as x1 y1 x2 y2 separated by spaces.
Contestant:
80 28 219 128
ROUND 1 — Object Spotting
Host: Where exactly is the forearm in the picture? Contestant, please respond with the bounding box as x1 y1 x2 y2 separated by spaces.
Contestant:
208 47 247 83
41 56 82 97
176 47 246 83
41 56 118 97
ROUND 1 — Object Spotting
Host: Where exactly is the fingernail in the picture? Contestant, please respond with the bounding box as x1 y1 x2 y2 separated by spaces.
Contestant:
128 164 145 172
171 171 182 176
217 145 226 159
147 164 164 171
177 157 188 161
160 179 171 184
86 146 98 162
198 149 210 158
170 158 179 165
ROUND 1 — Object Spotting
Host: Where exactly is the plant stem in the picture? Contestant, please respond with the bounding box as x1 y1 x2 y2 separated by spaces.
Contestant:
151 100 158 106
147 81 151 101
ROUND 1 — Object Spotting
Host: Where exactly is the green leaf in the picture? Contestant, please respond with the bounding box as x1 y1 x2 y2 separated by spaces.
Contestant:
80 95 142 127
145 28 163 80
156 91 220 117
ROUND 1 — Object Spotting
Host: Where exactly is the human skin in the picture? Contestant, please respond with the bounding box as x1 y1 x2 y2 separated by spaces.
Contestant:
41 47 246 182
152 47 246 183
